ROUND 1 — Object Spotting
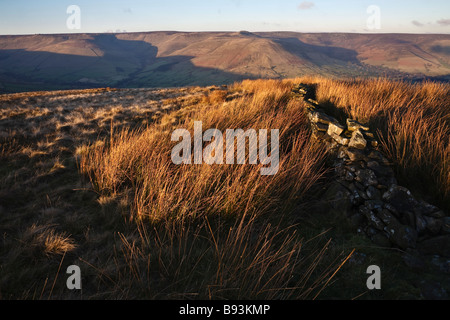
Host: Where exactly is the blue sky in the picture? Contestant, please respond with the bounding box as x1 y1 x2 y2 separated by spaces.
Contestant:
0 0 449 35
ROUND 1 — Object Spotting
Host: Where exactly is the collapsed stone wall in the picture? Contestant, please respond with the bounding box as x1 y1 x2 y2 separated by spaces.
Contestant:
292 83 449 257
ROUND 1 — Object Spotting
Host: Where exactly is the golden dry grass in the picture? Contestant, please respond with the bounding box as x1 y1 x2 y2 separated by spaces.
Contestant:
2 77 448 300
79 79 327 222
77 79 347 299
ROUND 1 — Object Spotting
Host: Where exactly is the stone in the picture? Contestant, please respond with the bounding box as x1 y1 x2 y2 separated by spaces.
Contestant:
360 205 385 231
382 185 417 213
344 170 355 181
401 211 416 229
366 186 382 200
327 122 345 136
345 148 366 161
337 147 348 159
377 175 398 187
366 162 394 177
368 150 391 165
417 235 450 257
370 140 379 148
378 209 399 226
385 223 418 250
348 129 367 150
366 160 379 168
365 200 384 211
414 200 446 218
323 181 353 215
347 119 370 132
312 122 329 132
384 203 401 218
426 210 446 219
415 213 428 234
364 132 375 139
308 111 338 125
330 133 350 146
423 216 443 235
355 169 378 187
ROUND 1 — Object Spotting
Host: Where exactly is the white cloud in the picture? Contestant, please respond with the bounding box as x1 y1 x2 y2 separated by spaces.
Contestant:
437 19 450 26
298 1 315 10
412 20 424 27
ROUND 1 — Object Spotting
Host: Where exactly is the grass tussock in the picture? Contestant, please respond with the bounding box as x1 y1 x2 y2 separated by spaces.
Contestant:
80 79 327 222
78 79 347 299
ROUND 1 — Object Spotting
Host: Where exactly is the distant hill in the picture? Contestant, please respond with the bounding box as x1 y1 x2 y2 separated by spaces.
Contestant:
1 31 449 92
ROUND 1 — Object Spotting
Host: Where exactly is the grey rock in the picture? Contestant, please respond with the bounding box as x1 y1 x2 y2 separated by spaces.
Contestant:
312 122 329 132
323 182 353 215
366 186 382 200
365 200 384 211
385 223 418 250
308 111 338 125
427 210 446 219
330 133 350 146
368 150 391 165
360 205 385 231
378 209 400 226
423 216 443 235
401 211 416 230
328 122 345 136
347 119 370 132
348 129 367 150
345 148 366 162
382 185 418 214
415 213 428 234
355 169 378 187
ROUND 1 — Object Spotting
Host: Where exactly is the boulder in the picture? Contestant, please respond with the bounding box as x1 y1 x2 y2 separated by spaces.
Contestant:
366 186 382 200
385 222 418 250
423 216 443 235
359 205 385 231
347 119 370 132
348 129 367 150
345 148 366 161
328 122 345 136
308 111 339 125
355 169 378 187
330 133 350 146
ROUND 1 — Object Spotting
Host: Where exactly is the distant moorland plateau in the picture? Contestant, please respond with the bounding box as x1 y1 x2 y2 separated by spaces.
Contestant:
0 31 450 92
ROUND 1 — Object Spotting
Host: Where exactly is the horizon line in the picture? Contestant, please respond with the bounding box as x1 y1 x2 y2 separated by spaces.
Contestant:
1 30 450 37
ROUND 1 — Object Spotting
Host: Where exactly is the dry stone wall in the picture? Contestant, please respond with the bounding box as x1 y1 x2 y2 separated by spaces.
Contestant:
292 84 449 257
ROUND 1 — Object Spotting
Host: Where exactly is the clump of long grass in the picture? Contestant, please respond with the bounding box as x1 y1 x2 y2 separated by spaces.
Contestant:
79 79 344 299
80 79 327 222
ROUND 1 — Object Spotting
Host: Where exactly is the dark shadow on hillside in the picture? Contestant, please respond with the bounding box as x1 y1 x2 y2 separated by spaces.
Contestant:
0 34 253 93
272 37 360 67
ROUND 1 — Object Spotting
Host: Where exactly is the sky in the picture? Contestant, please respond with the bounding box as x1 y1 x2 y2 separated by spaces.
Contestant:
0 0 449 35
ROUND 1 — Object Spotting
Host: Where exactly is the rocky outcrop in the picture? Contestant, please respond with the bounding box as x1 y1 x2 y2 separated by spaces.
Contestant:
292 83 449 255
